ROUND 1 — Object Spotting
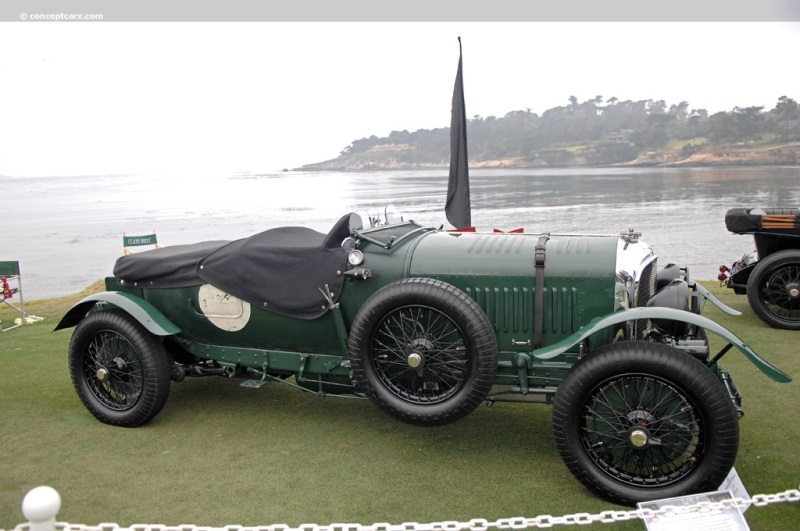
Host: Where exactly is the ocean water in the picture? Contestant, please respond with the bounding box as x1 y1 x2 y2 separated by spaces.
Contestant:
3 166 799 301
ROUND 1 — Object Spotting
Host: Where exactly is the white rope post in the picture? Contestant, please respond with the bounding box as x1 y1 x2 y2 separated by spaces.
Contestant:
21 486 61 531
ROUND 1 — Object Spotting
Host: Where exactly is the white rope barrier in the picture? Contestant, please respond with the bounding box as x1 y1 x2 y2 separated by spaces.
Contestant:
5 486 800 531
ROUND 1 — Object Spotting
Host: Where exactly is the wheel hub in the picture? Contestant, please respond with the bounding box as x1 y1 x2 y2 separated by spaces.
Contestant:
629 429 649 448
96 357 130 383
407 352 423 368
786 282 800 299
624 409 657 449
407 338 434 369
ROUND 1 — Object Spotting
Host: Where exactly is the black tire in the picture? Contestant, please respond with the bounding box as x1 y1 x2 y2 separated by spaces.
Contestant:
349 278 498 426
747 249 800 330
551 341 739 505
68 309 172 427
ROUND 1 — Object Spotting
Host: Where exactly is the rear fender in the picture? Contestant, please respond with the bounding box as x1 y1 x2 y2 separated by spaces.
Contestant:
54 291 181 336
534 307 791 383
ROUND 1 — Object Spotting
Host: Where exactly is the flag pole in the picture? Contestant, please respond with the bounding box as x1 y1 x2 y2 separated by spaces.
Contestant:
445 37 471 230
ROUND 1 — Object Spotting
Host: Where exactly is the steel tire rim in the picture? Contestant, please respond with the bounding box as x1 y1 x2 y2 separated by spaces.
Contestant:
82 330 144 411
370 305 469 404
579 373 704 488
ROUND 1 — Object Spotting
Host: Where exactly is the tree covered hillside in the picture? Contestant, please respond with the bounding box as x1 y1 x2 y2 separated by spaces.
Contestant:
304 95 800 170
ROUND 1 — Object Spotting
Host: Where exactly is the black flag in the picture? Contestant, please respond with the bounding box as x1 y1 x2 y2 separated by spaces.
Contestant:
445 37 471 229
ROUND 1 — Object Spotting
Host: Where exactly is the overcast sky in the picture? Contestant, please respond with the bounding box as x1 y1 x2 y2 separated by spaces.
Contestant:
1 21 798 177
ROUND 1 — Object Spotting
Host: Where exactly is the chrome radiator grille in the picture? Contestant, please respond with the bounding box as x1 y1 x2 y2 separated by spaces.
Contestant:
636 258 657 308
635 257 657 337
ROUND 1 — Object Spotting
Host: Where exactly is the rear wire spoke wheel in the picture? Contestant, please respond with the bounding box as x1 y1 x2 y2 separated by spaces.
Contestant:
69 309 171 427
747 249 800 329
551 341 739 505
349 278 498 426
85 330 144 410
373 305 466 403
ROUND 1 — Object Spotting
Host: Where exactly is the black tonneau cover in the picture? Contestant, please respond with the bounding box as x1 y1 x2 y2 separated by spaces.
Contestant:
114 214 352 319
114 240 229 288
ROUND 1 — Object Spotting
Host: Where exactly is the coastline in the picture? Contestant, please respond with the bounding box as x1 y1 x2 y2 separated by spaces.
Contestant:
298 142 800 172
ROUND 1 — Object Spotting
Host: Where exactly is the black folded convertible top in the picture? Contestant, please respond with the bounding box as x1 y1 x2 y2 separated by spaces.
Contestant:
725 208 800 235
114 214 352 320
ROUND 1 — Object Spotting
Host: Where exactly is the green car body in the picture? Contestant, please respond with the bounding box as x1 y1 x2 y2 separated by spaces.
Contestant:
56 215 791 506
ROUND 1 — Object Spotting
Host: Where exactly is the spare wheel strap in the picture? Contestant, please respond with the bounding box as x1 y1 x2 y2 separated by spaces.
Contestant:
534 233 550 349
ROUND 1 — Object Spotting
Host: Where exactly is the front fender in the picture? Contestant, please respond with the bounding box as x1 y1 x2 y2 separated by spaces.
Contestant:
691 281 741 316
534 307 791 383
54 291 181 336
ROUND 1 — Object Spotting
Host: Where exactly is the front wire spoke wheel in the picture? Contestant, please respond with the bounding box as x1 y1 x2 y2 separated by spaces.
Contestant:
552 341 739 505
581 374 702 486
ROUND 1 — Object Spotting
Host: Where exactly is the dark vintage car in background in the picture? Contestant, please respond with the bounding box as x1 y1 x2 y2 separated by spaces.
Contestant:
719 207 800 329
55 209 791 505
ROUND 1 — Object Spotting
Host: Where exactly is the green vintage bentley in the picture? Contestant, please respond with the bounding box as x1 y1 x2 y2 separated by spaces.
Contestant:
56 209 790 505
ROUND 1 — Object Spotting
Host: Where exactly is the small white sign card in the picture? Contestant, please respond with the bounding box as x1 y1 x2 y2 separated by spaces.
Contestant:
638 468 751 530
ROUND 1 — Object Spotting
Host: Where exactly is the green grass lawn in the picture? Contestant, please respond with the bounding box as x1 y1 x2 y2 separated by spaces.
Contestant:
1 282 798 529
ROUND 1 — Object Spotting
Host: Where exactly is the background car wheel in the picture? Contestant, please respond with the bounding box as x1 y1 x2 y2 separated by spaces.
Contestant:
747 249 800 329
349 278 498 426
551 341 739 505
69 309 172 427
